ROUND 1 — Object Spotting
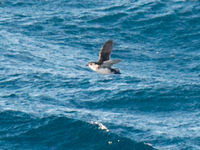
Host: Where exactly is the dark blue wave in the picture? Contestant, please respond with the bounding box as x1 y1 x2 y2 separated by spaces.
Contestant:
0 111 155 150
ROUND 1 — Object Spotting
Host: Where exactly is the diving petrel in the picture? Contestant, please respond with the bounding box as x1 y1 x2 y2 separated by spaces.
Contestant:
86 40 121 74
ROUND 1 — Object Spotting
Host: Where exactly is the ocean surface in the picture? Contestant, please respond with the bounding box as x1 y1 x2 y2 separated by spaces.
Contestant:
0 0 200 149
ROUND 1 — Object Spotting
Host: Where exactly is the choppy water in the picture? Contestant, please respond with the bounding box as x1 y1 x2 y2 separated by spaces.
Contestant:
0 0 200 149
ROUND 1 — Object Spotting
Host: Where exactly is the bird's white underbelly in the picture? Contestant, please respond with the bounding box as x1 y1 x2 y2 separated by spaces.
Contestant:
96 68 112 74
89 66 112 74
89 65 112 74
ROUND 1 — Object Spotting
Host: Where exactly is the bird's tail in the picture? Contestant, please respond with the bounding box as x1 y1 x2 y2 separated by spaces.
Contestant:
111 68 121 74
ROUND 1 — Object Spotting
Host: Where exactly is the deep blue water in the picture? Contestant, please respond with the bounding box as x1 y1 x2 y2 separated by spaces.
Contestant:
0 0 200 149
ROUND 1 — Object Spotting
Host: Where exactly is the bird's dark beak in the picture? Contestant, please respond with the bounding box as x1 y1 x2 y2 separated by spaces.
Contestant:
86 64 88 66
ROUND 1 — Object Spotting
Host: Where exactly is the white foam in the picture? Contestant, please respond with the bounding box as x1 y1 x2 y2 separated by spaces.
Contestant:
91 121 109 132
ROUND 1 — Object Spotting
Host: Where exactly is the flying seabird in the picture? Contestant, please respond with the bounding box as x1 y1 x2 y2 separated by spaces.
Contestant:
86 40 121 74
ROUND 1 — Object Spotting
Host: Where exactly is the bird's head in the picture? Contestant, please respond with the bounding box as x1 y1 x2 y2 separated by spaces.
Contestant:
86 62 96 67
86 62 99 71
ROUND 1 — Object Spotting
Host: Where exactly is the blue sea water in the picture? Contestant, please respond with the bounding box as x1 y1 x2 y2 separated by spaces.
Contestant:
0 0 200 149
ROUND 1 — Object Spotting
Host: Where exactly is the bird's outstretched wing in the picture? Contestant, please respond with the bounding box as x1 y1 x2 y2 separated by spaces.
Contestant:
101 59 121 68
98 40 113 63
